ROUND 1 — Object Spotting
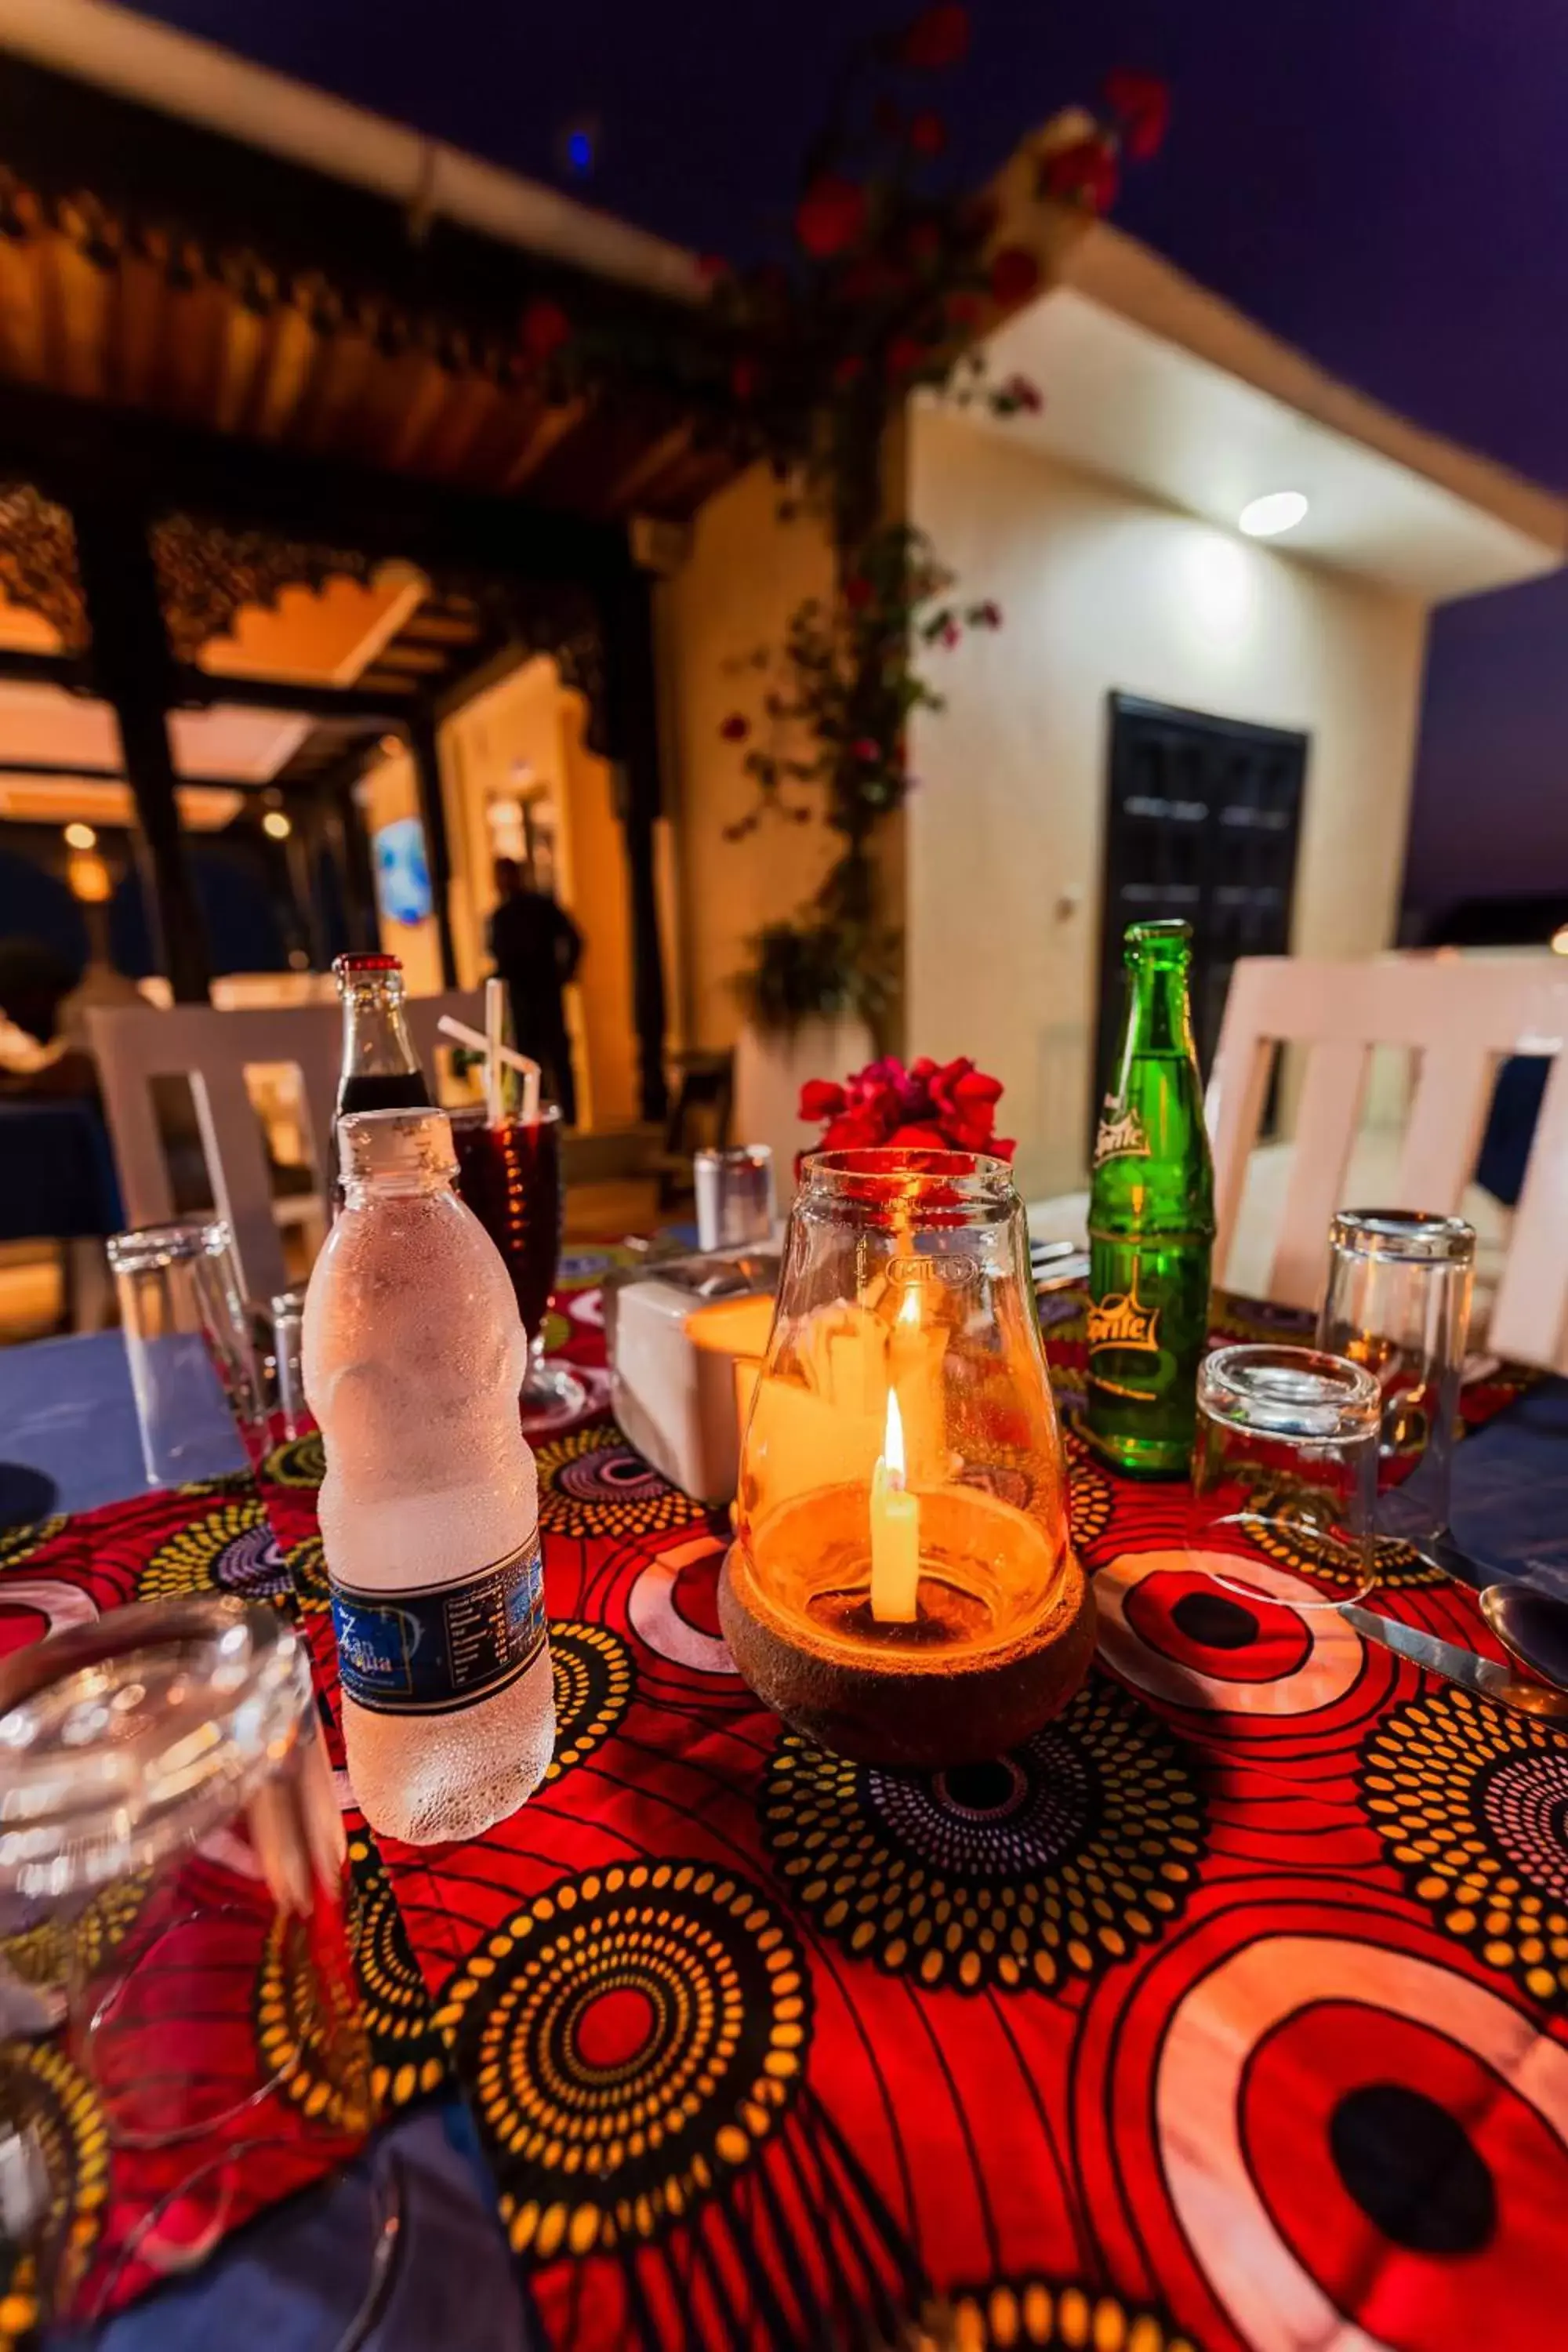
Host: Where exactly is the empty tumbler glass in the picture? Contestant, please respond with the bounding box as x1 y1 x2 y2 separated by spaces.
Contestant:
1192 1343 1381 1609
0 1597 371 2323
1318 1209 1475 1548
108 1220 265 1485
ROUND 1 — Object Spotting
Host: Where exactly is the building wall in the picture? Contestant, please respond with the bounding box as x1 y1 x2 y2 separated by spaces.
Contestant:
657 462 843 1051
906 405 1431 1198
441 657 639 1131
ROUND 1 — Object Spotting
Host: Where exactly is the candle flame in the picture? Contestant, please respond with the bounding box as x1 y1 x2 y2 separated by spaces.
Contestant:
897 1279 923 1329
882 1385 906 1487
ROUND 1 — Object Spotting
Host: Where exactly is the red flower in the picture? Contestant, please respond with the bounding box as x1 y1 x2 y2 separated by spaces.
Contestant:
833 353 867 390
946 288 984 328
1040 136 1119 212
1104 68 1171 162
988 245 1040 308
799 1051 1011 1160
844 572 874 610
902 3 970 71
695 252 730 286
971 599 1003 628
908 109 947 157
851 736 880 763
796 174 867 260
887 333 925 376
1004 373 1043 413
731 354 763 401
938 617 962 648
719 712 750 742
519 299 570 360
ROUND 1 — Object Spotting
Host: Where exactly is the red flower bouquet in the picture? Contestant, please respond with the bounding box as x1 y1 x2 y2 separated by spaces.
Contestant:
798 1054 1015 1165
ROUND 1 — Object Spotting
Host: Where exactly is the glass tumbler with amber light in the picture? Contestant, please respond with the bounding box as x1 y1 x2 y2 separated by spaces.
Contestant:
720 1149 1094 1768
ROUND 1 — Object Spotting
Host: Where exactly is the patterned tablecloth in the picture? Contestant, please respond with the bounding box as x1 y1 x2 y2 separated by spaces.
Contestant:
3 1263 1566 2352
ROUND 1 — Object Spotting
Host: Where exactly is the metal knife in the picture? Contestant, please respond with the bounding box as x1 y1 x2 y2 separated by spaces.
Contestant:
1340 1604 1568 1719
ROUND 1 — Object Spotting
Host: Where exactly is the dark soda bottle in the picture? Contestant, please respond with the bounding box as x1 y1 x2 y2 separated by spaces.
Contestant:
333 954 431 1120
1085 920 1214 1476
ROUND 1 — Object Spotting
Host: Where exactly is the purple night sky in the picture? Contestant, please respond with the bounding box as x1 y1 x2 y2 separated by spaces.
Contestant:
140 0 1568 927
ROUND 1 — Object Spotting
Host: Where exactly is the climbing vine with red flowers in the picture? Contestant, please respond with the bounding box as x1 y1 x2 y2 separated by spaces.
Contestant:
703 4 1167 1031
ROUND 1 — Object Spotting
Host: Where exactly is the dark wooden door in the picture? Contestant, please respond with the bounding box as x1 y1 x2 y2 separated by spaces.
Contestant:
1092 694 1308 1146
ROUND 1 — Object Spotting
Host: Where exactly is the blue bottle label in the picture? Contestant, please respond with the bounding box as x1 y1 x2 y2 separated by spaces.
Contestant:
330 1533 546 1715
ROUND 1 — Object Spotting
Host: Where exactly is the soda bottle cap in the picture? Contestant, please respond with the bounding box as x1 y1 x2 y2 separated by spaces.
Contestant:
340 1106 456 1190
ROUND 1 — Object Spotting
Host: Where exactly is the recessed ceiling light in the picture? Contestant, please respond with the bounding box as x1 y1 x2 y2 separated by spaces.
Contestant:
64 820 96 850
1239 491 1309 538
262 808 292 840
1551 923 1568 957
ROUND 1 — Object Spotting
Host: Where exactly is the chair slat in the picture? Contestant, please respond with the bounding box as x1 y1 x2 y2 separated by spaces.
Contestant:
1270 1039 1370 1310
1490 1047 1568 1370
1395 1045 1497 1213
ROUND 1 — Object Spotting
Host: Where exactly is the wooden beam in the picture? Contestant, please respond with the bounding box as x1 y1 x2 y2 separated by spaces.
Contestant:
406 709 458 989
71 500 211 1001
168 665 417 723
600 568 669 1122
0 376 634 592
0 648 92 693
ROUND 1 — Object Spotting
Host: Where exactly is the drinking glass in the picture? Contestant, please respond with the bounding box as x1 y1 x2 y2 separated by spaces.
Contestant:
267 1287 307 1441
107 1220 267 1486
449 1105 583 1420
0 1597 372 2324
1318 1210 1475 1548
1192 1343 1381 1609
694 1145 775 1251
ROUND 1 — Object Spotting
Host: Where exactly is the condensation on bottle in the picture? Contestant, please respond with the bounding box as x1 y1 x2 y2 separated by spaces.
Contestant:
303 1105 555 1842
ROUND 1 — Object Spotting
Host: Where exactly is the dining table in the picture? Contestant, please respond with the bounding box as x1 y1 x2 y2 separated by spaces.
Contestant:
3 1252 1568 2352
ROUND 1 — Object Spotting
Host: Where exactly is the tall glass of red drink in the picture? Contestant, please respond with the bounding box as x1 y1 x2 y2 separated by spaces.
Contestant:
449 1105 584 1421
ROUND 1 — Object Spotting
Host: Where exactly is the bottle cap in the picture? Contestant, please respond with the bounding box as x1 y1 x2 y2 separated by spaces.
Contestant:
339 1105 456 1189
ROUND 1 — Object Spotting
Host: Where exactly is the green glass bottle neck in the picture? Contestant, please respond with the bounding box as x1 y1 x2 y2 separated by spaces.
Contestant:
1121 955 1197 1061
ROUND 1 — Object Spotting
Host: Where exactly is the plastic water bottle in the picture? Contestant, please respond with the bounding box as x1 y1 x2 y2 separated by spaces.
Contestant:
303 1105 554 1842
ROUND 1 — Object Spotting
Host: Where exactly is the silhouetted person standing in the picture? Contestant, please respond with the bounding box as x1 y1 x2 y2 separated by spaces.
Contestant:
487 856 583 1127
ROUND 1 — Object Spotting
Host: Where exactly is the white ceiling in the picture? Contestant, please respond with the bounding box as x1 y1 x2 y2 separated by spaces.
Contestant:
967 280 1566 606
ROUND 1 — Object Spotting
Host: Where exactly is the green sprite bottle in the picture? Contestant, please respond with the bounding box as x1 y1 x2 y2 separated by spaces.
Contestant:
1085 920 1214 1476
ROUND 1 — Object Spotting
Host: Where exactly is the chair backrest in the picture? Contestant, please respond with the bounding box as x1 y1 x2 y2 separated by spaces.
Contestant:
1206 955 1568 1367
87 992 482 1301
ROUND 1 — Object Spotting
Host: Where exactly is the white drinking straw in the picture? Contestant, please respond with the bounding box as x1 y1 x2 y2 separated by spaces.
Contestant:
437 1015 544 1126
484 976 505 1127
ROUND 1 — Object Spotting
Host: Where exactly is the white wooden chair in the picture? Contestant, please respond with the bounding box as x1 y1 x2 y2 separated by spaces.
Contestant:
87 993 481 1302
1206 956 1568 1370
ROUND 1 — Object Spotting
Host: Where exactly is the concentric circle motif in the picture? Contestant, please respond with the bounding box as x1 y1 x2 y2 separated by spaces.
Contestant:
1066 1444 1114 1552
1156 1933 1568 2352
435 1860 809 2259
263 1429 326 1489
1363 1686 1568 2005
1242 1477 1439 1592
760 1675 1206 1992
0 2040 110 2334
535 1421 705 1541
138 1497 290 1602
932 2279 1201 2352
1096 1550 1365 1718
2 1875 150 2006
343 1835 450 2111
0 1514 66 1570
547 1621 635 1780
256 1904 379 2136
284 1531 332 1614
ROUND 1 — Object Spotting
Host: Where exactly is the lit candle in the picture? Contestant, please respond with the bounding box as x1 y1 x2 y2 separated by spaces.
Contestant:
869 1388 920 1623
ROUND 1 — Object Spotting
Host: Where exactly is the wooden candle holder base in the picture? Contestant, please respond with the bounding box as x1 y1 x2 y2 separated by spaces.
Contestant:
718 1546 1096 1769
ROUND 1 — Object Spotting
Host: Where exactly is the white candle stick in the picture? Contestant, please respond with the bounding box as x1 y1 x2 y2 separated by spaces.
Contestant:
869 1388 920 1623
